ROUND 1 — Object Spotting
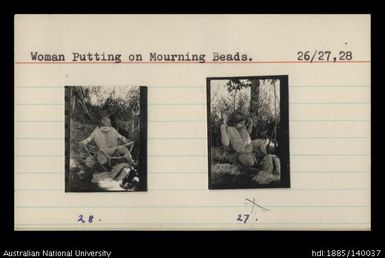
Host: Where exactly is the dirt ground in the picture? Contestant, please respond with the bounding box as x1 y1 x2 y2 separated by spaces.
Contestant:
210 147 280 188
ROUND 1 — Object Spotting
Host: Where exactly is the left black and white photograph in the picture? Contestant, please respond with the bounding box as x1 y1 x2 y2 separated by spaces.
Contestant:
65 86 147 192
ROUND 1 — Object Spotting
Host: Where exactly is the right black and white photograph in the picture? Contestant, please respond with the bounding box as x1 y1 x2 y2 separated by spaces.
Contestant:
207 76 290 189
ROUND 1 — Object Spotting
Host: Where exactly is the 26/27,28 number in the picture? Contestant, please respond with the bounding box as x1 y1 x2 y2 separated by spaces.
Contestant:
297 50 353 62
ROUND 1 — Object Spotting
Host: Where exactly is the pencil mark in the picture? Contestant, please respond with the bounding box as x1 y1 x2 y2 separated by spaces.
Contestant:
245 198 270 212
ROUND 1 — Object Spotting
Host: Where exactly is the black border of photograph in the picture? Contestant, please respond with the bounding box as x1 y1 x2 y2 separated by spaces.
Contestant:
64 86 147 192
207 75 290 189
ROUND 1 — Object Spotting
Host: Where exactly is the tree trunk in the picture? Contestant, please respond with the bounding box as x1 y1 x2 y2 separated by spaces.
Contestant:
250 79 260 138
233 90 237 110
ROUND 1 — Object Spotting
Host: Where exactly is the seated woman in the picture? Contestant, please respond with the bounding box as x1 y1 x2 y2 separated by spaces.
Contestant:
79 116 135 166
220 110 267 167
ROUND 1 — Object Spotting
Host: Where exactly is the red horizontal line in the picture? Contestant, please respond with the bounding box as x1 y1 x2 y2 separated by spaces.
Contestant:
15 60 370 64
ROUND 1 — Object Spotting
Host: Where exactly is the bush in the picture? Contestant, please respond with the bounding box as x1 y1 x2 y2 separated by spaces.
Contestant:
210 79 280 147
69 86 141 159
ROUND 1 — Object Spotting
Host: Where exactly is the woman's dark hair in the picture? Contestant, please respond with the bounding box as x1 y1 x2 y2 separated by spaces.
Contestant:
227 110 249 127
99 116 111 127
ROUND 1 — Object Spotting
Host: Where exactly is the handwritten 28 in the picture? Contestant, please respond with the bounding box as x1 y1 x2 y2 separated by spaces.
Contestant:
77 214 97 224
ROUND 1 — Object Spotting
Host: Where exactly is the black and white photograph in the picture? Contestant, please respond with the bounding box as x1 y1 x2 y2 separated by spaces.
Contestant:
207 76 290 189
65 86 147 192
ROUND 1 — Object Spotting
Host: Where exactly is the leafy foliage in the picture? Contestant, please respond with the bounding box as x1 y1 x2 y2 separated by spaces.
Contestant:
210 79 280 147
69 86 140 159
